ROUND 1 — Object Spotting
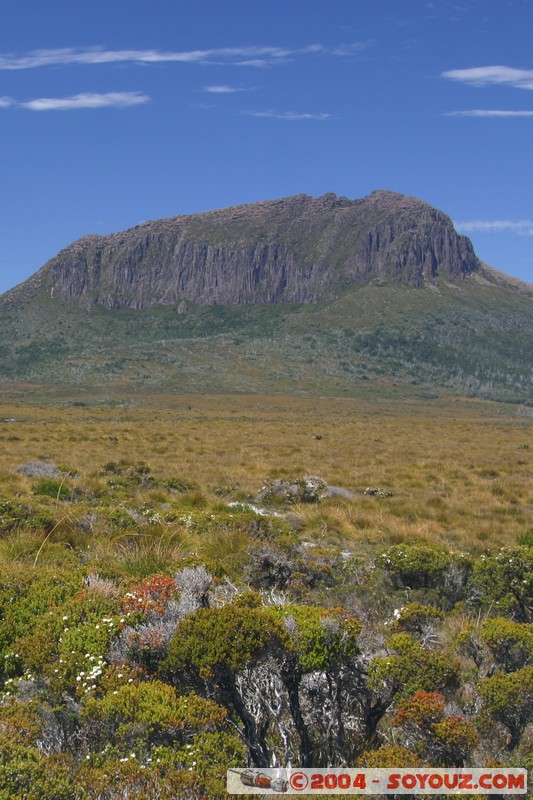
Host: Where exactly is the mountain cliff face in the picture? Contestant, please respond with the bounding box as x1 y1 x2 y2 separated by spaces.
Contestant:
41 191 479 309
1 190 531 402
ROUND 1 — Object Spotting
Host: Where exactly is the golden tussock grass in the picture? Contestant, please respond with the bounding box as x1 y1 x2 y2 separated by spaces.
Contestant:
0 392 530 557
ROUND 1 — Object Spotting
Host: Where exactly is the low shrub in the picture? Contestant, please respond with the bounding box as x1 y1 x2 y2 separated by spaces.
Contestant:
81 681 227 756
0 734 74 800
479 617 533 672
32 479 73 501
473 546 533 622
369 633 460 701
477 665 533 750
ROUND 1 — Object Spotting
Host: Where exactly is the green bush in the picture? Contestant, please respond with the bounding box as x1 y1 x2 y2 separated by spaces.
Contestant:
75 758 191 800
369 633 460 701
477 665 533 750
377 544 471 608
392 690 478 767
358 744 422 768
378 544 452 588
0 698 42 746
473 546 533 621
387 602 444 637
152 731 246 796
164 604 291 681
81 681 227 756
11 589 123 695
479 617 533 672
0 497 55 533
275 605 360 672
32 479 73 501
0 568 83 680
517 529 533 547
0 734 75 800
430 715 479 767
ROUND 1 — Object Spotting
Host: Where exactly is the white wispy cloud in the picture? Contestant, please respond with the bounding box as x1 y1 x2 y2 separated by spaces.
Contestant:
0 96 13 107
243 109 332 121
20 91 150 111
442 65 533 90
330 41 375 57
234 60 272 68
203 85 253 94
454 219 533 235
446 109 533 117
0 42 372 70
0 46 289 69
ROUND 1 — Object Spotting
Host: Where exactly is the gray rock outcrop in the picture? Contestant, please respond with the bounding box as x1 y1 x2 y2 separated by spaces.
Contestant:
41 191 479 309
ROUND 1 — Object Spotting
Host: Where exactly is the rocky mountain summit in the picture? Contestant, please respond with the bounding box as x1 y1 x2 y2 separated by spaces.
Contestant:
1 190 530 403
38 191 479 309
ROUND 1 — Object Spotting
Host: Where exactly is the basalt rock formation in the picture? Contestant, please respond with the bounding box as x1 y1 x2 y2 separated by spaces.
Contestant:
3 190 531 403
39 191 479 310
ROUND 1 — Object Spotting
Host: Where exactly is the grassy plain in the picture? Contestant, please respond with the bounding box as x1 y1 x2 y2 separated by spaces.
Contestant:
0 389 530 571
0 388 531 795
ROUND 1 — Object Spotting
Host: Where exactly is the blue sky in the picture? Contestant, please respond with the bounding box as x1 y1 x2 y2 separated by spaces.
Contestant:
1 0 533 294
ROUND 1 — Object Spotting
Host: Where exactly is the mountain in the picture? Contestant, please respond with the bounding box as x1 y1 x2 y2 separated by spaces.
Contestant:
20 191 479 310
0 191 531 402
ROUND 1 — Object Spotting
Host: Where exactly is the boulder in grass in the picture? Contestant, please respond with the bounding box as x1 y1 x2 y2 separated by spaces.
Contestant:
16 461 63 479
257 475 354 505
322 485 355 500
364 486 393 498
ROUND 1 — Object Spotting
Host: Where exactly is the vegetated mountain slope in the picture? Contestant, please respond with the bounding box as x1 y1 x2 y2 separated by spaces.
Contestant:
0 192 531 402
